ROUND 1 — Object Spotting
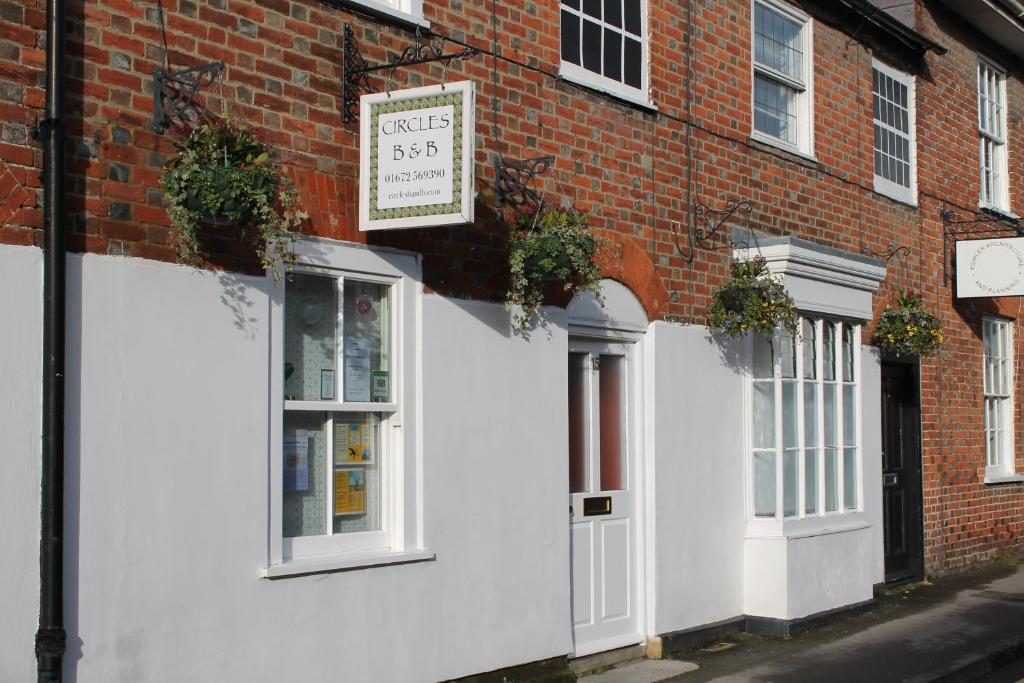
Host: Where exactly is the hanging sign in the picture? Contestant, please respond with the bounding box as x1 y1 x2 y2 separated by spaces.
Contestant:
956 238 1024 298
359 81 475 231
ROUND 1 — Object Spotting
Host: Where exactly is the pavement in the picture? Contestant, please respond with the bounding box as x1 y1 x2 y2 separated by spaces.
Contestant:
578 560 1024 683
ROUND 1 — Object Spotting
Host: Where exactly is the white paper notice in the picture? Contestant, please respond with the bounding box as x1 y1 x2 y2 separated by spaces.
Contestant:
375 104 455 210
344 336 372 402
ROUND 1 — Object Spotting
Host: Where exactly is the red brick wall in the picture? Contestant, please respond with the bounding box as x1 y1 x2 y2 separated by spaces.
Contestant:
1 0 1022 574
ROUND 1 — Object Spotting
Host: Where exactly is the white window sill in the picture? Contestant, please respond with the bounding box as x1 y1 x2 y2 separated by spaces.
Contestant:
336 0 429 29
749 130 816 162
873 178 917 208
984 474 1024 485
263 550 435 579
746 513 869 540
979 203 1020 222
557 64 656 113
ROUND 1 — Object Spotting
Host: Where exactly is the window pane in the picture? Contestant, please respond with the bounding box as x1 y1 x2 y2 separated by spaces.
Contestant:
604 0 621 26
333 413 381 533
824 384 837 445
599 355 624 491
754 76 797 144
780 330 796 378
755 3 802 81
804 449 818 514
753 333 774 379
804 383 818 445
753 381 776 449
843 324 854 382
784 449 798 517
285 274 338 402
604 28 622 81
823 322 836 381
582 20 602 73
754 451 776 518
569 352 588 493
802 319 816 379
343 280 390 402
283 412 325 538
825 448 839 512
561 10 580 65
782 381 798 448
623 0 641 35
582 0 601 18
843 384 856 444
624 37 642 89
843 447 857 510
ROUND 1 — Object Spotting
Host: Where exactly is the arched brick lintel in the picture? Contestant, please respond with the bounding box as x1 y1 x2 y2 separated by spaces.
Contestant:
594 229 669 323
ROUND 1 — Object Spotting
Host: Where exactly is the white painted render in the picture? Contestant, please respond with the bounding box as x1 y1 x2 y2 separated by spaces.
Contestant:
0 247 889 681
0 244 43 683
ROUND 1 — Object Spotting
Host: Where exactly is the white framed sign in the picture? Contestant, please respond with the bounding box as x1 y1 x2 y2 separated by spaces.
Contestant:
956 237 1024 298
359 81 475 231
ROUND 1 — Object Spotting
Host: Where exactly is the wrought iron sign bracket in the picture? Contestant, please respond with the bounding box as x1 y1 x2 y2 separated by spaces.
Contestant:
152 61 225 134
495 155 555 217
860 242 911 263
342 24 481 124
677 198 753 264
941 206 1022 285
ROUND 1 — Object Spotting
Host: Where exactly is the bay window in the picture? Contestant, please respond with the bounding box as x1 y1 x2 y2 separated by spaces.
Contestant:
751 316 860 519
983 317 1015 481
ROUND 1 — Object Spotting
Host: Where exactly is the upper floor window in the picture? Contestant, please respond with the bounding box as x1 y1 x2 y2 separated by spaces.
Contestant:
752 0 812 154
751 317 860 519
983 317 1016 481
559 0 649 105
351 0 426 27
978 57 1009 212
872 61 915 204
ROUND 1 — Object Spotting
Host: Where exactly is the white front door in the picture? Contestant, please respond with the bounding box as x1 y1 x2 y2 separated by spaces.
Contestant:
569 340 641 657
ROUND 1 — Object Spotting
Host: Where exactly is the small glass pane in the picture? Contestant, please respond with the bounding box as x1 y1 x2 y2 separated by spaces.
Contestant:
582 0 601 18
285 274 337 402
333 413 381 533
843 384 856 444
804 449 818 514
802 319 816 379
604 0 621 26
782 381 798 448
604 29 622 81
804 383 818 446
784 450 798 517
753 334 774 379
843 324 855 382
569 353 588 494
780 331 796 379
561 10 580 65
623 0 641 35
824 384 837 445
754 451 776 518
599 355 625 491
753 381 776 449
582 20 602 73
283 412 325 538
843 447 857 510
825 448 839 512
823 322 836 381
624 38 642 89
754 76 797 144
343 280 390 402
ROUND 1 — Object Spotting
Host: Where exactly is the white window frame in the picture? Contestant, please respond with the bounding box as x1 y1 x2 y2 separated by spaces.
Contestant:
871 60 917 205
978 56 1010 213
558 0 652 108
747 317 863 531
346 0 428 28
750 0 814 156
983 316 1017 482
265 238 430 577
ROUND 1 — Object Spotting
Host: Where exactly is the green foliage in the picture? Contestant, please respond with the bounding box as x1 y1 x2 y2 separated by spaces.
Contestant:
873 293 943 357
160 120 307 280
708 256 798 338
506 208 603 337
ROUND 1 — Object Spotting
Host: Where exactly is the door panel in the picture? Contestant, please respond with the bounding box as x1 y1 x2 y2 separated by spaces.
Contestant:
569 340 640 656
882 362 923 583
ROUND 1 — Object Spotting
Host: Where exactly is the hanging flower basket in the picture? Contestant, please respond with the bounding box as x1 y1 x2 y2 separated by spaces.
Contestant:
160 119 307 279
873 293 943 357
506 208 604 337
708 256 798 338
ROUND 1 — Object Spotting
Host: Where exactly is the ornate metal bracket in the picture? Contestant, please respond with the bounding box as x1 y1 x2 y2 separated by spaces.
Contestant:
342 24 481 123
495 155 555 216
860 242 911 263
676 198 753 263
941 206 1022 285
152 61 225 134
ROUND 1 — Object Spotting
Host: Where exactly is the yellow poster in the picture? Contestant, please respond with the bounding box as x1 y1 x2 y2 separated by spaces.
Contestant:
334 469 366 515
335 420 373 464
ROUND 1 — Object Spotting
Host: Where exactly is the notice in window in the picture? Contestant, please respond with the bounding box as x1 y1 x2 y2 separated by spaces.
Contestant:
344 336 372 402
335 420 373 464
283 430 309 492
335 469 366 515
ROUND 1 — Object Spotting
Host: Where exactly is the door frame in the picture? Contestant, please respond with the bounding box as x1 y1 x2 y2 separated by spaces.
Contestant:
567 324 648 657
880 356 924 584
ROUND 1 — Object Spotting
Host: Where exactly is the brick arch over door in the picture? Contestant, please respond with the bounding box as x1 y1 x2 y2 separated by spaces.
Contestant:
593 230 669 323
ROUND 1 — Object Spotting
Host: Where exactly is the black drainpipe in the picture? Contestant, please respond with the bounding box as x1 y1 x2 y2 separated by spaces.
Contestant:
33 0 66 675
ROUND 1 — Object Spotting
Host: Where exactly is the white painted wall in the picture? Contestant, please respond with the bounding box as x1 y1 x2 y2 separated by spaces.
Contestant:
58 253 570 682
861 347 885 586
647 323 746 635
0 244 42 682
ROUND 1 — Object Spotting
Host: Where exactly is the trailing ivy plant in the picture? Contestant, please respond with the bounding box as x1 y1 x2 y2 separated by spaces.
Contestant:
708 256 798 338
506 207 604 337
160 119 307 280
873 293 943 357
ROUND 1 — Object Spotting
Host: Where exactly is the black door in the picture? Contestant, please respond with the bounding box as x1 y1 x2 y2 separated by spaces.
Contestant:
881 362 924 583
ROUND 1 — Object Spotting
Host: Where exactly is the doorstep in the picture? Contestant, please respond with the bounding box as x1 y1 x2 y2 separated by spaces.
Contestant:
576 659 699 683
